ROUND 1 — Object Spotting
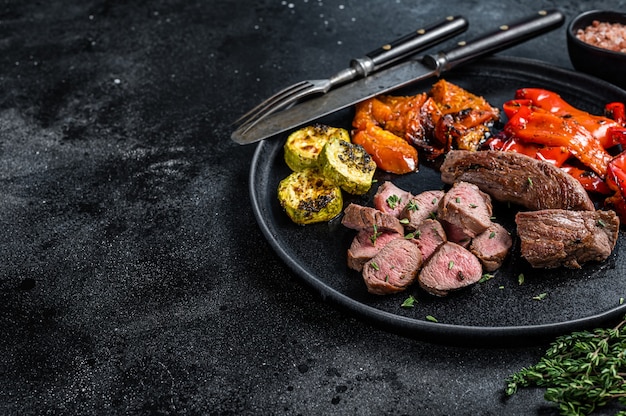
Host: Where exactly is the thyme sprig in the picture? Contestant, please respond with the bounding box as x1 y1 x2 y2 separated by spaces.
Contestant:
505 316 626 416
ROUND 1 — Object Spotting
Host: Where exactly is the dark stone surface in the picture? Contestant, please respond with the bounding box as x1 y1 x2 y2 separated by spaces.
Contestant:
1 1 625 415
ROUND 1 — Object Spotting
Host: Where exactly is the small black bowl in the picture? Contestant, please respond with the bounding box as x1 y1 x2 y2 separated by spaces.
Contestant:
567 10 626 89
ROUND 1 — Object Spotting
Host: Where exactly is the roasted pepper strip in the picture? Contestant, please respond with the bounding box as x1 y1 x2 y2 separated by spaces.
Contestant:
561 165 612 195
515 88 625 149
352 126 418 174
606 151 626 195
605 102 626 125
605 151 626 222
503 105 612 177
352 98 419 175
486 135 570 167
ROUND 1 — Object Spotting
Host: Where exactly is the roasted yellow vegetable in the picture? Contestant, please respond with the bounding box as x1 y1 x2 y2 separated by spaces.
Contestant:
283 124 350 171
277 168 343 225
318 137 376 195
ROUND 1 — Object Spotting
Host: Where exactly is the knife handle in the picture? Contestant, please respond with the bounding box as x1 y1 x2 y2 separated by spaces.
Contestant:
425 9 564 74
350 15 468 77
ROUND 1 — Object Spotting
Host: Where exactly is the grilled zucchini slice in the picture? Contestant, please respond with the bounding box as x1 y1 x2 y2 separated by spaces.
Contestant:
318 137 377 195
284 124 350 171
277 168 343 225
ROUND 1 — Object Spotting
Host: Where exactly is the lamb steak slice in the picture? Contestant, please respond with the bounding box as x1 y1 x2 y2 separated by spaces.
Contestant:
437 181 492 238
515 209 619 269
373 181 412 218
418 241 483 296
408 218 447 262
347 229 401 272
400 190 445 231
440 150 595 211
362 238 423 295
341 203 404 235
470 222 512 272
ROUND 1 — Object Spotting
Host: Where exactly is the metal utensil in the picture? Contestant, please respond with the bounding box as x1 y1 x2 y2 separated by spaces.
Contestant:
233 16 468 133
232 9 565 145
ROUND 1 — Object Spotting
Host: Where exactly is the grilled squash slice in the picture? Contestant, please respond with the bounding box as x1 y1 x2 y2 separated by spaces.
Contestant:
284 124 350 171
277 168 343 225
318 137 376 195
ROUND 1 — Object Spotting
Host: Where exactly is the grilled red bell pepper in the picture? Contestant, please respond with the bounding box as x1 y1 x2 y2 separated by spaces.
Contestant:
486 134 570 166
560 165 612 195
502 104 612 177
606 151 626 195
605 151 626 222
515 88 626 149
605 102 626 125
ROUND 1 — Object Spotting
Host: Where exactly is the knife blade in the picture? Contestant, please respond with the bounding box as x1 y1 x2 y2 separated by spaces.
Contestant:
231 9 564 145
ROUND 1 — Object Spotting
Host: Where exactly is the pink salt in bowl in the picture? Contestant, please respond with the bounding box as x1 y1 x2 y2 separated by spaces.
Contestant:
567 10 626 89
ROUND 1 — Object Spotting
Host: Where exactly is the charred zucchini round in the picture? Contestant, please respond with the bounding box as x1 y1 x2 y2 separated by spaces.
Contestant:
277 168 343 225
318 137 376 195
283 124 350 171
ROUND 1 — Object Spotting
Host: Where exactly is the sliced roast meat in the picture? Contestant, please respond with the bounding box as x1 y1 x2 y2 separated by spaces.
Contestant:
373 181 413 218
400 190 445 231
440 150 595 211
408 218 447 261
347 229 401 272
418 241 483 296
470 222 512 272
516 209 619 269
362 238 423 295
437 181 492 238
439 219 472 247
341 203 405 235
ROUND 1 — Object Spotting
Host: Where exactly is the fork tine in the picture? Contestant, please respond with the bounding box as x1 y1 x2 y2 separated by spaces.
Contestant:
233 80 312 126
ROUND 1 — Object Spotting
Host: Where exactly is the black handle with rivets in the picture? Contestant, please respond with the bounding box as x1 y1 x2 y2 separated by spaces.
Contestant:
350 15 468 76
424 10 564 74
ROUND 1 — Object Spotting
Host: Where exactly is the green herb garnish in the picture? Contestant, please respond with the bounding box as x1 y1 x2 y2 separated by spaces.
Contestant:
401 295 417 308
386 194 401 209
369 224 382 245
479 273 495 283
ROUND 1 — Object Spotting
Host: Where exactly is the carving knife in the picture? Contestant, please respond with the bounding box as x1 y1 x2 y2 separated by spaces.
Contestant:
231 9 565 145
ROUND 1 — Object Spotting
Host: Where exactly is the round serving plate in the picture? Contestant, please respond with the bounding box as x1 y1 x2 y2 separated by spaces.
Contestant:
249 56 626 346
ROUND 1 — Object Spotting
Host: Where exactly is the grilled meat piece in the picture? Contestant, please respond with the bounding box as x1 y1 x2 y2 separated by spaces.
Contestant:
439 219 472 247
400 190 445 231
341 203 405 235
418 241 483 296
515 209 619 269
347 229 401 272
437 181 493 238
408 218 447 262
362 238 423 295
469 222 512 272
440 150 595 211
373 181 413 218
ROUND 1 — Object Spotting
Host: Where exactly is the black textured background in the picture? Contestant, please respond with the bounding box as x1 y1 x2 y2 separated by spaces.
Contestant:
1 1 625 415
